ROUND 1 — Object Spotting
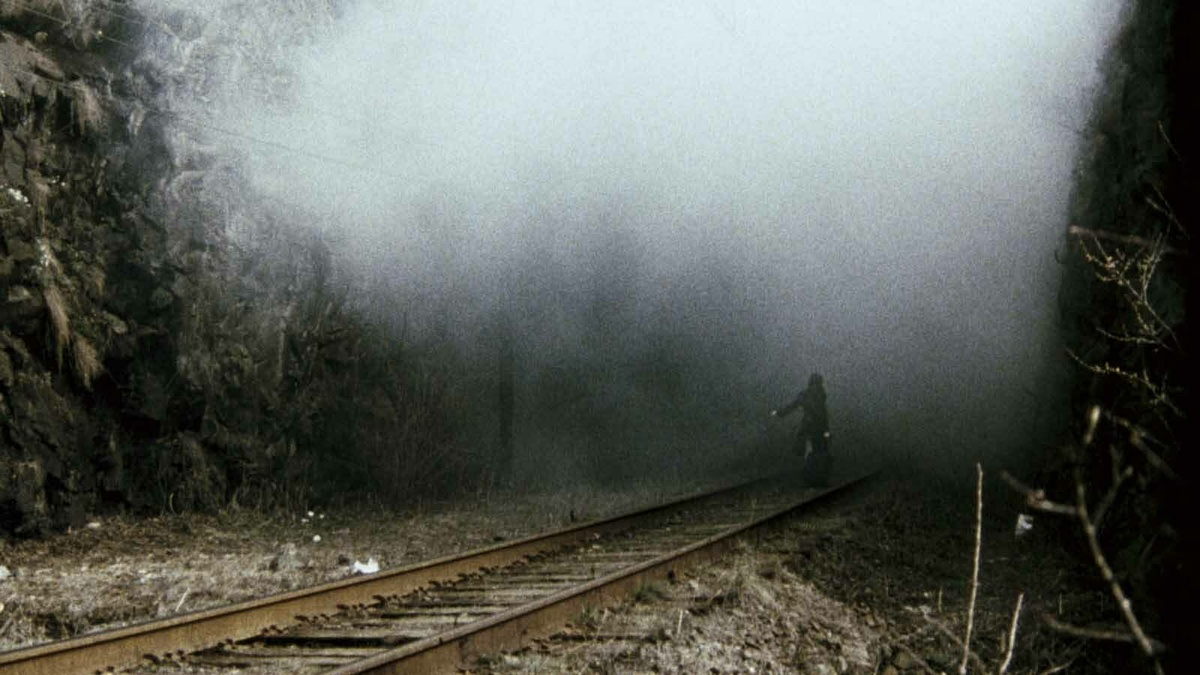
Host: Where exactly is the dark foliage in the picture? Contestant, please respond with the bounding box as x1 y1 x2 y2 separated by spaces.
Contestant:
1051 0 1187 669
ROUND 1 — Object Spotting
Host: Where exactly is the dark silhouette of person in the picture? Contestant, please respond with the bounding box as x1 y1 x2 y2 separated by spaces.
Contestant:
771 373 832 486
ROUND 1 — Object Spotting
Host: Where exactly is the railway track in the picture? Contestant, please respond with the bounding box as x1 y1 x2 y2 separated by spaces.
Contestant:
0 472 874 674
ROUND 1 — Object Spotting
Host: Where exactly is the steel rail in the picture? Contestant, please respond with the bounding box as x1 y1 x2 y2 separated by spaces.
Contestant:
327 471 876 674
0 476 777 675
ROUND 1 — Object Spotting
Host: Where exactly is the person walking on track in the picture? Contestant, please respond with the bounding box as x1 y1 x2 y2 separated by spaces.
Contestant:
771 372 832 486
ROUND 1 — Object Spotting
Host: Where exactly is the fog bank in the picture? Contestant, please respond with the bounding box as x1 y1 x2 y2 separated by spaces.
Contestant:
170 0 1124 483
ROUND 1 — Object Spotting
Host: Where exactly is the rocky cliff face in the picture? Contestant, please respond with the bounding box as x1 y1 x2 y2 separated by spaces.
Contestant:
1 8 185 535
1 3 461 537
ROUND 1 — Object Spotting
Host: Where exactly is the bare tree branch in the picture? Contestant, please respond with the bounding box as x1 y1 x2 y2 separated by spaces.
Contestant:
1000 471 1075 516
922 614 989 674
1068 225 1186 256
1091 464 1133 532
960 463 983 675
998 592 1025 675
1072 465 1165 672
1065 352 1182 418
1042 615 1167 655
1104 413 1181 481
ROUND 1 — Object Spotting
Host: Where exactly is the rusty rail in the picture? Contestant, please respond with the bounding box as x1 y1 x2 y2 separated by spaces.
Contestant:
326 472 875 674
0 475 782 675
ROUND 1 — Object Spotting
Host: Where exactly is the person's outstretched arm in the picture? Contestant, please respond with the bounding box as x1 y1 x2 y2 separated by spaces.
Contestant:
770 389 806 418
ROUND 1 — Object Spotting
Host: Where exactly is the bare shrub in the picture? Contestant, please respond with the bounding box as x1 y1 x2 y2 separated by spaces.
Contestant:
1010 0 1185 670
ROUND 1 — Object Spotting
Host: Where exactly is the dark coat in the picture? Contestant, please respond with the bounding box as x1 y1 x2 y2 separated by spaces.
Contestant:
777 383 829 436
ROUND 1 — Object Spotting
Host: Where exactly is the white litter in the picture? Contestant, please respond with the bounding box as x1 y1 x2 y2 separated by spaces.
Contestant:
312 535 321 543
3 186 29 204
351 558 380 575
307 511 315 518
0 565 11 581
1015 513 1034 538
903 604 933 618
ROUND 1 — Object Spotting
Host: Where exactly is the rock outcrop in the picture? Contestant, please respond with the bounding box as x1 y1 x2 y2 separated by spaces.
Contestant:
1 7 182 535
1 3 460 536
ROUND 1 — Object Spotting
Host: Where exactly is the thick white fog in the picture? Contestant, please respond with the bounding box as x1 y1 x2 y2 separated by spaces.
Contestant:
162 0 1124 482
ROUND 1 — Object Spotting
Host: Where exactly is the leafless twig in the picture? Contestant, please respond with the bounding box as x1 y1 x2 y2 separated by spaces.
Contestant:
923 615 988 674
889 642 941 675
997 593 1024 675
1144 186 1186 239
1090 464 1133 532
1068 224 1186 256
1042 615 1167 655
1071 232 1183 351
173 588 191 614
1104 413 1180 481
959 463 983 675
1000 472 1074 516
1004 404 1167 672
1037 660 1077 675
1156 122 1184 173
1065 353 1182 417
1072 465 1165 673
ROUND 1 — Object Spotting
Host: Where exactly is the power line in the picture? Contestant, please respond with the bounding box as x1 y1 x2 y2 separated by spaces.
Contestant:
5 2 436 176
8 0 389 132
8 0 138 48
161 109 414 181
90 0 153 26
0 61 415 181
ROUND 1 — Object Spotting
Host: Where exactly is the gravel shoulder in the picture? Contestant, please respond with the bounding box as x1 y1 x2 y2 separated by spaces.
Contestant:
0 474 1128 674
470 473 1125 674
0 481 711 652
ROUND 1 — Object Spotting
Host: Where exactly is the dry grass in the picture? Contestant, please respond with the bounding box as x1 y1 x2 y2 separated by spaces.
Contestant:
69 80 104 135
41 283 70 370
71 334 101 388
478 539 882 674
0 482 711 652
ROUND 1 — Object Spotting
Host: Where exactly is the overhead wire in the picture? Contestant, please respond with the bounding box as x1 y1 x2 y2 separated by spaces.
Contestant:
6 0 398 140
1 0 445 180
0 60 416 182
7 0 138 48
88 0 153 25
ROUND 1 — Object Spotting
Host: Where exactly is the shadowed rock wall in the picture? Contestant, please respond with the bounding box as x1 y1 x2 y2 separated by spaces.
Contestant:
1 4 461 536
0 8 194 535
